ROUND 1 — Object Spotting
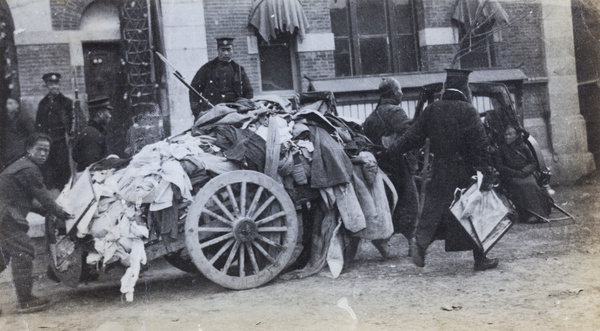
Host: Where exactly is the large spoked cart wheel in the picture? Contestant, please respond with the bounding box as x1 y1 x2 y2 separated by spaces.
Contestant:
185 170 298 289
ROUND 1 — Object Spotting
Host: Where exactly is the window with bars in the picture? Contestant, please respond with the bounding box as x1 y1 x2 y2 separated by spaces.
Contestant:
329 0 419 77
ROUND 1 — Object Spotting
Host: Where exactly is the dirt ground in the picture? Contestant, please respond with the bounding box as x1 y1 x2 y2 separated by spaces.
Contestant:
1 171 600 331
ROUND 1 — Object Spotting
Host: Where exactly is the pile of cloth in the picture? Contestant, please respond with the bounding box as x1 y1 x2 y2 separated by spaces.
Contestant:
57 95 397 299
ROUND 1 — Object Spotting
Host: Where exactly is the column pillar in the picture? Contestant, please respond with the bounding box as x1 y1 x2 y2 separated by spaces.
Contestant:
540 0 595 183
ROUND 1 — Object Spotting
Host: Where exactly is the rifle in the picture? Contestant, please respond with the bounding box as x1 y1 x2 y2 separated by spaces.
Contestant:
66 67 82 184
154 51 214 108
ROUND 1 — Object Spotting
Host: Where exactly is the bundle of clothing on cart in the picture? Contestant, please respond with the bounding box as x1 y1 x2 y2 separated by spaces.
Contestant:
55 95 397 300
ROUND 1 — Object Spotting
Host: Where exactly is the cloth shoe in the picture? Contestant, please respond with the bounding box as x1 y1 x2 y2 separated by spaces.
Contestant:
474 257 499 271
18 296 50 313
372 239 392 259
46 265 61 283
525 216 545 224
410 240 426 267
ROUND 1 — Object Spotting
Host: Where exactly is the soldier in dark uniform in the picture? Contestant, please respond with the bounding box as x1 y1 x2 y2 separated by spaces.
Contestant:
72 96 112 171
189 37 254 119
0 133 71 314
363 78 418 251
35 73 73 190
385 69 499 271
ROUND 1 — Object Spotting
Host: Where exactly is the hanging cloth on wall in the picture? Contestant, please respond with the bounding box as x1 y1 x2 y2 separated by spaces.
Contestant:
248 0 310 41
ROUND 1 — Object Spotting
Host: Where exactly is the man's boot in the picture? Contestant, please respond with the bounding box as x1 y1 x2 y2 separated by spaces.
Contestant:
18 296 50 313
473 249 499 271
372 239 392 259
410 239 426 267
13 253 50 313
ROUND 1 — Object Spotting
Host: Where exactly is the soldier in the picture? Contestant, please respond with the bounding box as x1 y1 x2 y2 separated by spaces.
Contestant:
72 96 112 171
189 37 254 120
0 133 72 314
35 73 73 190
385 69 499 271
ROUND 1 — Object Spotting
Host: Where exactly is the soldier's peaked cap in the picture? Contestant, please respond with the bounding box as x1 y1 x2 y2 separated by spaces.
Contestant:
88 96 113 111
42 73 61 82
216 37 234 47
444 68 472 89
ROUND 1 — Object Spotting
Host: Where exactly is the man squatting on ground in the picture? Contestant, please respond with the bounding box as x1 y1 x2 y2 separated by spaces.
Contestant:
0 133 72 314
384 69 499 271
189 37 254 120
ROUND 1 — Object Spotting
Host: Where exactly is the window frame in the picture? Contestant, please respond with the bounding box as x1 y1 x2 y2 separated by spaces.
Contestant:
330 0 419 77
257 33 300 95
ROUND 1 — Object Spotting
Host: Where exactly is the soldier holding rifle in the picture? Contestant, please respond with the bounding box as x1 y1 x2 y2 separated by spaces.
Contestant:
189 37 254 119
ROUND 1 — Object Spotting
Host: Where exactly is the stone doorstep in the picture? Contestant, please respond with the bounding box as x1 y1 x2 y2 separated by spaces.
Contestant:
27 212 46 238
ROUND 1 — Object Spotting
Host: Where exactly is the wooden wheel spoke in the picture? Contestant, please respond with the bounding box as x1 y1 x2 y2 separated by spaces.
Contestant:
240 181 247 216
185 170 299 289
251 241 276 264
222 240 241 274
256 234 283 249
198 227 231 232
250 195 276 221
201 208 233 226
210 195 236 222
199 232 234 249
247 187 264 217
255 211 286 226
209 238 235 265
226 185 240 216
257 226 288 232
239 242 246 277
246 242 260 273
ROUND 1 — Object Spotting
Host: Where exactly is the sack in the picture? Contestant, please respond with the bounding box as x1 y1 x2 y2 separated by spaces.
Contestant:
449 172 515 253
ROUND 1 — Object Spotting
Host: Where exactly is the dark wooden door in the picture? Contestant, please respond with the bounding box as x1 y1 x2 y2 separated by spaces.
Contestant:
83 42 128 157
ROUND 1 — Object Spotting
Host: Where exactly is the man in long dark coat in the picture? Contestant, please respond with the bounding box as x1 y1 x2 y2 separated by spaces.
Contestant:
386 69 499 271
363 78 418 248
0 133 71 314
1 97 35 170
72 97 112 171
35 73 73 190
189 37 253 120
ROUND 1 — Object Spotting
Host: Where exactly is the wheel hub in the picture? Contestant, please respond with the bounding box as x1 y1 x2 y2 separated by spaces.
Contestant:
233 218 258 243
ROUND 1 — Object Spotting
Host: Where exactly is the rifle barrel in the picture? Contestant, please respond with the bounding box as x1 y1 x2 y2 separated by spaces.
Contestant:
154 51 213 107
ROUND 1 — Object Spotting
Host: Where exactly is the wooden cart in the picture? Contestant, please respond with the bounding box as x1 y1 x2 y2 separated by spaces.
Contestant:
46 94 342 290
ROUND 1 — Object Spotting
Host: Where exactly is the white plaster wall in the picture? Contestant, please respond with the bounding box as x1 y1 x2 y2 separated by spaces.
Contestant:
8 0 52 32
160 0 208 135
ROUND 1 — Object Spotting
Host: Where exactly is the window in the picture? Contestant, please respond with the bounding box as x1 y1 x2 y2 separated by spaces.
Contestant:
458 20 497 69
329 0 418 77
258 35 296 92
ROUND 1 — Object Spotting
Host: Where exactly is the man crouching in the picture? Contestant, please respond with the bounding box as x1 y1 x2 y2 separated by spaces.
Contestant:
0 133 72 314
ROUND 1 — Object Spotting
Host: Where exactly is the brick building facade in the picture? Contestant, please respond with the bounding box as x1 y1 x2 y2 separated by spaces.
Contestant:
6 0 596 183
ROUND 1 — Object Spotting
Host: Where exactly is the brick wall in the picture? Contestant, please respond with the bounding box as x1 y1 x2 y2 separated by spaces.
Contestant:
16 43 75 118
204 0 260 93
203 0 335 94
50 0 95 30
297 0 335 91
419 44 459 71
495 2 547 78
418 0 455 28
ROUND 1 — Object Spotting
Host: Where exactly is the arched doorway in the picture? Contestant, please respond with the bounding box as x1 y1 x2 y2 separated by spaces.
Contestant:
81 0 128 157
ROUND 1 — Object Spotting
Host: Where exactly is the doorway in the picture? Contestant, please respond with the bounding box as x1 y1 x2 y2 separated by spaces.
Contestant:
83 41 129 157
